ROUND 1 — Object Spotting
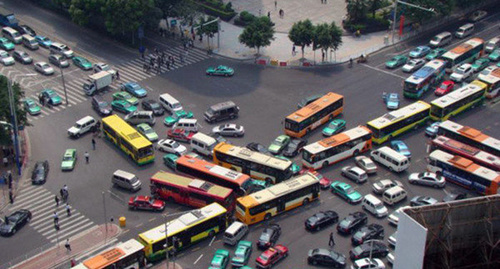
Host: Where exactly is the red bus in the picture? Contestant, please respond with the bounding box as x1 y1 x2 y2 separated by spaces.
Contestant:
429 136 500 171
150 171 235 211
176 155 253 196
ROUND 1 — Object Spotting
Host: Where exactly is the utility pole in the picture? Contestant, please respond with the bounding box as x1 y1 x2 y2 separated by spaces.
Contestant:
102 192 108 243
6 79 20 176
59 66 69 105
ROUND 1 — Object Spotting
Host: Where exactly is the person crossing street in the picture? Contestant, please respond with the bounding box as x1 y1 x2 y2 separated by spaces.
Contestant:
329 232 335 247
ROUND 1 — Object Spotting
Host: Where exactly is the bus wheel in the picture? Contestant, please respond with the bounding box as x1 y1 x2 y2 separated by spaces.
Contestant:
167 197 175 203
322 161 329 169
389 166 393 172
264 213 271 220
209 230 215 237
353 150 359 156
265 178 272 185
303 198 310 206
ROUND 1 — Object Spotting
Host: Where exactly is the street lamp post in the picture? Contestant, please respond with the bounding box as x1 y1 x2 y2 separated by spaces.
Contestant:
59 66 69 105
102 191 108 243
391 0 435 44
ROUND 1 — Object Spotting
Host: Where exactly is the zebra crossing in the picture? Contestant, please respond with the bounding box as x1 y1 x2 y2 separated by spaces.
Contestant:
8 182 96 243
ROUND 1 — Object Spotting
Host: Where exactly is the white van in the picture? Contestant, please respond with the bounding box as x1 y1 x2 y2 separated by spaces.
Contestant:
112 170 141 191
485 36 500 53
191 132 218 156
173 118 198 132
429 31 452 48
159 93 183 114
2 27 22 44
22 34 38 50
124 111 155 126
370 146 410 172
223 221 248 246
455 23 474 39
362 194 388 218
67 115 97 138
382 186 407 206
49 42 74 58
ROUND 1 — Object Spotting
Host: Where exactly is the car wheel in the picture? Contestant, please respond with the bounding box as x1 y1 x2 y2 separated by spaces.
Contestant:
316 226 321 231
380 232 384 237
362 205 366 210
353 149 359 156
303 198 309 205
133 206 137 210
233 133 238 137
209 230 215 237
312 260 317 265
12 228 16 234
224 73 228 77
410 180 415 184
264 213 271 220
433 184 440 189
322 161 329 169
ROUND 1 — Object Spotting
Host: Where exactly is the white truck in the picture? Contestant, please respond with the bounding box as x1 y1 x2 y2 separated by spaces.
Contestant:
93 62 117 78
83 71 113 96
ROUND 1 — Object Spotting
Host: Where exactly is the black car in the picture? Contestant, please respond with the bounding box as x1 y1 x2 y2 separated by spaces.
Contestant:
91 95 112 116
0 210 32 236
349 240 389 261
351 223 384 246
305 210 339 231
337 212 367 234
31 160 49 185
246 142 269 154
14 25 36 37
13 51 33 64
307 248 346 267
298 94 322 109
443 191 467 202
257 224 281 249
141 99 164 116
282 138 308 157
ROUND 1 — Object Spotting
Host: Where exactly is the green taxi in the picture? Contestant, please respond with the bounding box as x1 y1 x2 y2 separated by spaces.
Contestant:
163 154 179 170
23 98 41 115
206 65 234 76
137 123 158 142
268 135 291 155
39 89 62 106
164 110 194 126
275 155 301 175
330 181 362 204
72 56 92 70
231 241 252 267
113 91 139 106
471 58 490 72
322 119 346 136
0 37 15 50
425 48 447 61
489 49 500 62
111 100 137 114
385 55 408 69
209 249 230 269
61 149 77 171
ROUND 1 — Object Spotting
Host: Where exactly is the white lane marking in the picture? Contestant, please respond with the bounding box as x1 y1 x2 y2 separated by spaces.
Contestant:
361 64 407 79
194 254 203 264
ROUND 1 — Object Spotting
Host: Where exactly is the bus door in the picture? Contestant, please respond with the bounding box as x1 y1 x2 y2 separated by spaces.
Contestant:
180 190 189 204
312 184 319 199
277 198 285 213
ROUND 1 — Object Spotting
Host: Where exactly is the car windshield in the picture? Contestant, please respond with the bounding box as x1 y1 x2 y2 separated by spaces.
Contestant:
455 68 466 74
41 63 50 69
388 95 398 102
63 156 73 161
480 68 492 75
123 102 131 108
259 254 269 261
345 187 355 194
172 141 180 148
122 93 132 98
143 128 153 134
339 219 351 227
329 122 340 128
352 246 362 255
260 232 270 241
131 84 140 90
439 83 448 88
150 103 160 109
172 103 182 109
99 101 109 107
27 102 36 108
35 167 44 175
47 92 57 98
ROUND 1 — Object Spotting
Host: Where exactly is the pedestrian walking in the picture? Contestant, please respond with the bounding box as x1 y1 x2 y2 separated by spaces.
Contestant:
275 1 277 10
143 63 149 72
92 138 96 150
4 216 8 224
66 204 71 217
54 222 60 230
55 195 60 206
7 171 12 189
292 45 296 56
3 156 8 167
154 47 159 55
139 45 145 59
116 70 120 80
9 190 13 204
65 239 71 252
268 11 271 18
279 9 284 18
84 151 89 164
60 188 64 199
166 61 170 70
259 9 261 16
329 232 335 247
53 211 59 225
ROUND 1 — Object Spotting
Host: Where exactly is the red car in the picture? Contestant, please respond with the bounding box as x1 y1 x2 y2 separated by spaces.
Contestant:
435 80 455 96
167 128 195 142
256 244 289 269
128 196 165 211
300 170 331 189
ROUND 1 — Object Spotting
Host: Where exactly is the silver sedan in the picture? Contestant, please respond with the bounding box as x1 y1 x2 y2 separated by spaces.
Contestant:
408 172 445 188
355 156 377 174
34 62 54 75
212 123 244 137
48 54 70 68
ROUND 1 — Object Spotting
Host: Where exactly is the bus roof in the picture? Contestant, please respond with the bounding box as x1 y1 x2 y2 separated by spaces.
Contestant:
102 115 152 149
237 172 319 208
439 120 500 152
405 60 446 85
478 66 500 84
176 155 251 185
151 171 232 198
138 203 226 243
215 143 292 170
82 239 144 269
433 136 500 169
431 80 487 108
367 101 431 129
441 38 484 60
303 126 371 155
286 92 343 123
429 150 500 181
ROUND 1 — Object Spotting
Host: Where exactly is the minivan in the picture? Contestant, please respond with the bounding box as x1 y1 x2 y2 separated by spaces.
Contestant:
382 186 407 206
124 111 155 126
67 115 97 138
173 118 198 132
223 221 248 246
204 101 240 123
158 93 183 114
49 42 74 58
2 27 22 44
112 170 141 191
22 34 38 50
370 146 410 172
362 194 388 218
455 23 474 39
429 31 452 48
485 36 500 53
191 132 218 156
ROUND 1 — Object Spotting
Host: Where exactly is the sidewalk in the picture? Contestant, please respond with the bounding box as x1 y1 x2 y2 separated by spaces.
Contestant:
10 224 121 269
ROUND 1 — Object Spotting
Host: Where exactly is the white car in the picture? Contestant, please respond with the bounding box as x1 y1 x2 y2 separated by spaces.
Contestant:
479 65 496 77
354 156 377 174
388 232 397 248
402 59 425 73
34 62 54 75
0 50 14 65
212 123 245 137
351 258 385 269
387 252 395 265
341 166 367 183
408 172 446 188
157 139 187 156
93 62 117 78
450 63 473 82
387 208 402 226
372 179 403 195
469 10 487 22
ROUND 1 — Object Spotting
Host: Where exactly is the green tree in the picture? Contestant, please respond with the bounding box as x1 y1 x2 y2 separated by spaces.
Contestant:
68 0 104 26
0 76 27 145
329 22 343 60
101 0 154 36
403 0 451 24
346 0 368 23
238 16 275 54
455 0 482 8
369 0 382 17
156 0 198 23
312 23 330 62
288 19 314 58
198 16 219 48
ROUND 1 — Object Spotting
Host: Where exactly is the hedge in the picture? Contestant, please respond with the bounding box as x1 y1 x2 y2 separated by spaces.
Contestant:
196 2 237 21
234 11 256 27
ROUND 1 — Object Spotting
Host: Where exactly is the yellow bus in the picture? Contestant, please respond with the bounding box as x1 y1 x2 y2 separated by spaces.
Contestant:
138 203 228 262
235 172 320 225
102 115 154 165
73 239 146 269
213 142 294 184
366 101 431 144
284 92 344 138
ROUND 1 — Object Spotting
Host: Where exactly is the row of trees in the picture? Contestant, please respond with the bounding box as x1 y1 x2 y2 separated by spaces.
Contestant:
0 77 27 145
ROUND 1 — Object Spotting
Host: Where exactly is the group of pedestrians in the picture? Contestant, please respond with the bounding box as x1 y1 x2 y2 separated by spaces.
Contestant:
143 48 178 73
53 185 72 231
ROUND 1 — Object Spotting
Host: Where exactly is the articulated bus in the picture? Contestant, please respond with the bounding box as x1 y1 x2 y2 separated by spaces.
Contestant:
403 60 446 99
477 66 500 98
429 80 487 121
73 239 146 269
150 171 235 211
440 38 484 71
427 150 500 195
102 115 155 165
138 203 228 262
176 155 253 196
235 172 320 225
213 142 294 184
366 101 431 144
284 92 344 138
430 136 500 171
437 120 500 156
301 126 372 169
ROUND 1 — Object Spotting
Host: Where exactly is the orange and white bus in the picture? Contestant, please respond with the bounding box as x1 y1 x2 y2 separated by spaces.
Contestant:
284 92 344 138
73 239 146 269
213 142 294 184
477 66 500 98
150 171 235 211
427 150 500 195
440 37 484 71
176 155 253 196
235 172 320 225
302 126 372 170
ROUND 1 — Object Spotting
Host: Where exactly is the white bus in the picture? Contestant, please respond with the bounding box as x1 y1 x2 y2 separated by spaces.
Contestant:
440 38 484 71
74 239 146 269
477 66 500 98
403 60 446 99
